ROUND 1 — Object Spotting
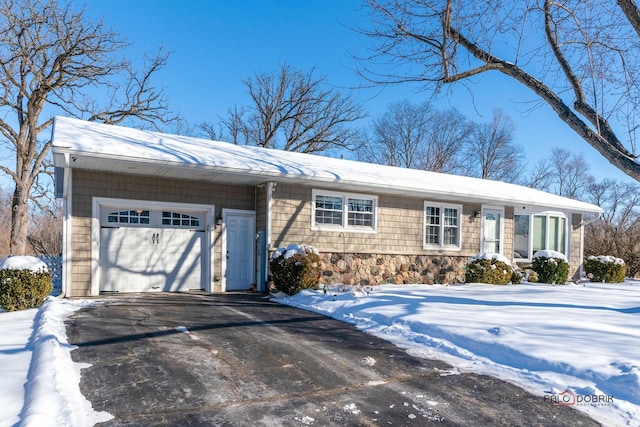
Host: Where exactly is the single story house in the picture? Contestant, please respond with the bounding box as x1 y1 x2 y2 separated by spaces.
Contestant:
51 116 603 297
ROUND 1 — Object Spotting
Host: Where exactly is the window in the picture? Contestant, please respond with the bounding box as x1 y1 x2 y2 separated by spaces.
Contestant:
513 215 530 259
514 212 568 260
312 190 377 231
424 202 461 249
162 211 201 227
107 209 150 225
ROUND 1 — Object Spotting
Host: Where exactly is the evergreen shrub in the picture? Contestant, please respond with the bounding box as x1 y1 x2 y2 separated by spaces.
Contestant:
584 256 626 283
270 244 321 295
532 251 569 284
465 253 516 285
0 269 52 311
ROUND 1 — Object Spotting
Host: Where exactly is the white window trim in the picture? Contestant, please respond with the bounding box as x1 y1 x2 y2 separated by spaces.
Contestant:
311 189 378 233
423 201 463 251
513 209 570 262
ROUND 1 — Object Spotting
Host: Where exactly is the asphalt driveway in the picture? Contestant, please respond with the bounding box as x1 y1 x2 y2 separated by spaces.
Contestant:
66 293 600 426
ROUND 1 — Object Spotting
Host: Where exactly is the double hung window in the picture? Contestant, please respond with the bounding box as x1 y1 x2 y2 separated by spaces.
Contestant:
424 202 461 249
312 190 377 231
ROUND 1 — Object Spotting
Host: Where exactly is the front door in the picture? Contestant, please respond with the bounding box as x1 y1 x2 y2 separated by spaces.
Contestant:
483 209 502 253
224 210 255 291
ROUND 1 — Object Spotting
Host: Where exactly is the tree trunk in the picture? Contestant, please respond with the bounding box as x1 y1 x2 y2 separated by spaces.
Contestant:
9 184 29 255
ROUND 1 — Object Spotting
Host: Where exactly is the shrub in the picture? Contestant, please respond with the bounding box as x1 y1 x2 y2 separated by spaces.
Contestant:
584 255 626 283
510 269 523 285
0 269 52 311
526 269 539 283
465 253 516 285
270 244 321 295
532 251 569 284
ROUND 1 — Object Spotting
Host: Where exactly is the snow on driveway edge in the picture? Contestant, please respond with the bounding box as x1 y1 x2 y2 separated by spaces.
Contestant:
19 297 113 427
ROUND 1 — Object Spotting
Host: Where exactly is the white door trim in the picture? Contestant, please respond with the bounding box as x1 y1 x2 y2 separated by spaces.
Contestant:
220 208 256 292
91 197 214 296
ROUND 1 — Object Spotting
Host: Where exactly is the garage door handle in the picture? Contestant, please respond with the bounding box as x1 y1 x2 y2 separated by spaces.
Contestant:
152 233 160 244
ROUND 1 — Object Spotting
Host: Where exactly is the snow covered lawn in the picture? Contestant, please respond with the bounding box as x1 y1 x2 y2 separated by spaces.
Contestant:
275 281 640 427
1 281 638 426
0 298 112 427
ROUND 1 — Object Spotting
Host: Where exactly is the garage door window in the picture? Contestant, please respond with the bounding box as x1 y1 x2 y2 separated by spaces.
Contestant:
107 209 150 224
162 211 201 227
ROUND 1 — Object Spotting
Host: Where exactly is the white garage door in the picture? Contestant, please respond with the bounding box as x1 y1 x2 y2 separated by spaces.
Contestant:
99 208 206 293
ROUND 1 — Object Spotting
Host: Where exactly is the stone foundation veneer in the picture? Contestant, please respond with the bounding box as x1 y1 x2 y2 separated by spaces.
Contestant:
317 253 468 286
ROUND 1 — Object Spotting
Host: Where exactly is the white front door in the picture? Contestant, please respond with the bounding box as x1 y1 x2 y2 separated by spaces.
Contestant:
482 208 503 253
223 210 255 291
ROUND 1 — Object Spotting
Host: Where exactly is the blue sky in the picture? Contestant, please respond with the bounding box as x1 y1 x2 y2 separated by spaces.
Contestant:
80 0 633 184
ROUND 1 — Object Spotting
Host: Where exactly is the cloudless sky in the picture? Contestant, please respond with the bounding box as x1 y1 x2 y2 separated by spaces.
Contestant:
79 0 634 184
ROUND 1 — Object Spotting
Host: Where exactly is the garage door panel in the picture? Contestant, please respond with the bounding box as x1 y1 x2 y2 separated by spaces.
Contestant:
99 209 206 293
100 228 159 292
160 229 204 292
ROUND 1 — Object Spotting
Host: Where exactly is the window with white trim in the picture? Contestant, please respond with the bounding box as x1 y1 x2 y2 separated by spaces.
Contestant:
514 212 568 260
312 190 377 231
423 202 462 249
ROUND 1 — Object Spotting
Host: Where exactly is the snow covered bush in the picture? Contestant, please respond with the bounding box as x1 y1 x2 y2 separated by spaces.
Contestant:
532 250 569 284
269 244 321 295
584 255 626 283
465 253 518 285
0 256 52 311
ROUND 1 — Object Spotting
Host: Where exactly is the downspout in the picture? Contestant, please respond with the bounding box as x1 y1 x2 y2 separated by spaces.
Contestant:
265 181 276 288
578 212 602 282
266 181 275 250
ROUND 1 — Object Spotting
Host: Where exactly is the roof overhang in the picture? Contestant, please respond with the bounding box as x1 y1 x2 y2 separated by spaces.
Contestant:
51 116 605 216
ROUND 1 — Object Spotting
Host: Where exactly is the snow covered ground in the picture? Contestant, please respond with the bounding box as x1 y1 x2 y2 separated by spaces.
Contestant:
275 281 640 427
0 298 112 427
1 281 638 426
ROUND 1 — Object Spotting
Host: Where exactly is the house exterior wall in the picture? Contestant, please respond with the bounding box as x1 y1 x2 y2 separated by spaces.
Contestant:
269 183 487 285
69 170 255 297
570 213 583 279
268 184 584 285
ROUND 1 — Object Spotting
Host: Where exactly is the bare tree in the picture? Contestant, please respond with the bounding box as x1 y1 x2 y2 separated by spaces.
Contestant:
0 187 10 258
522 158 553 191
548 148 594 199
360 100 471 172
0 0 171 255
27 202 62 256
584 179 640 277
463 110 524 182
422 108 473 173
232 63 364 153
360 0 640 182
361 100 432 168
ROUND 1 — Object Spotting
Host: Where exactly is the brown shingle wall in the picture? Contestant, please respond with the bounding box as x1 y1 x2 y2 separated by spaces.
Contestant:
570 213 583 279
270 183 482 257
69 170 255 297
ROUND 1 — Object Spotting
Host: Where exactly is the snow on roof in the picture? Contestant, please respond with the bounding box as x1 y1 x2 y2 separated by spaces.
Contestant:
51 116 603 214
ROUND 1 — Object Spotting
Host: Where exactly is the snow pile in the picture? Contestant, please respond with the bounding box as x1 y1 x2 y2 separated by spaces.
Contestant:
274 281 640 427
469 252 512 265
0 297 112 427
588 255 625 265
271 243 319 260
533 250 567 261
0 255 49 273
